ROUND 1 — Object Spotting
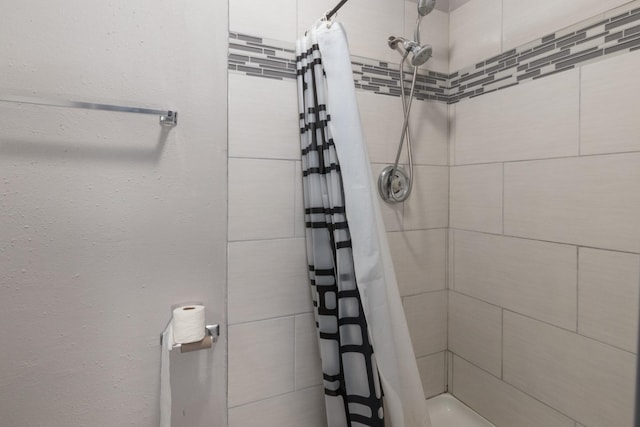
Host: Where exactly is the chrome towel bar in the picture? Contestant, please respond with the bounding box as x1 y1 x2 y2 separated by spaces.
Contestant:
0 94 178 126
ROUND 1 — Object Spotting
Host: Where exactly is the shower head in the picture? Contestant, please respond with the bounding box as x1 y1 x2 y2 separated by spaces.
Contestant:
388 37 432 67
417 0 436 16
409 44 432 66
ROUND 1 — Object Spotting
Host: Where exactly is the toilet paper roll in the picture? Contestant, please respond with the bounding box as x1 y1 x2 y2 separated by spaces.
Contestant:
172 305 206 344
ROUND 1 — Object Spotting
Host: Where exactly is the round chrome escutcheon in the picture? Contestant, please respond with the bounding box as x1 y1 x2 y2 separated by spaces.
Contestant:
378 165 411 204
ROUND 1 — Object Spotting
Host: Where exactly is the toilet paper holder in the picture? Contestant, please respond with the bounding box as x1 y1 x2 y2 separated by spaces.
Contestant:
162 324 220 354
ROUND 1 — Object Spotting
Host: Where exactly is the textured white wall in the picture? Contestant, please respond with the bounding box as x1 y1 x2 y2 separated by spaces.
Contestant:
0 1 228 426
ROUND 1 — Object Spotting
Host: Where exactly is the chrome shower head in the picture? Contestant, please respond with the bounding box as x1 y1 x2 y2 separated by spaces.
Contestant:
417 0 436 16
409 44 432 66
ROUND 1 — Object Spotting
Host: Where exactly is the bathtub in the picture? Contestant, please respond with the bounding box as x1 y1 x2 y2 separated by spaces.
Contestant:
426 393 495 427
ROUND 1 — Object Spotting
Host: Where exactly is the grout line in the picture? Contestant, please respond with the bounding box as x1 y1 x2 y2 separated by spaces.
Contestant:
417 349 450 359
451 352 579 423
445 286 450 385
292 161 298 238
500 0 505 53
228 154 302 162
449 149 640 168
375 227 450 235
500 309 504 380
450 229 455 290
501 162 505 235
449 289 505 311
446 163 451 230
449 350 453 393
292 315 298 390
445 227 450 291
444 349 449 393
401 287 449 299
450 289 638 355
229 313 310 328
576 247 580 333
228 383 323 410
502 308 638 355
228 235 309 244
449 227 640 256
578 66 583 156
450 104 456 166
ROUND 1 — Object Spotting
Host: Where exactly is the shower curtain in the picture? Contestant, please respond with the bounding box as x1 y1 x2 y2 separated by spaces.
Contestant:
296 21 432 427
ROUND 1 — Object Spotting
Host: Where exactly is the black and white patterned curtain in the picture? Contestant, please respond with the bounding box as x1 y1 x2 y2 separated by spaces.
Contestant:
296 20 433 427
296 27 384 427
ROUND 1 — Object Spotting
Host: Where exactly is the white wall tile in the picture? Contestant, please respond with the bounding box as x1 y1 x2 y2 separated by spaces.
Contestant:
449 292 502 377
388 229 447 297
449 0 474 11
357 90 408 165
230 0 297 41
449 0 502 72
581 50 640 155
403 166 449 230
454 70 580 164
229 385 327 427
228 158 295 241
453 231 578 330
448 104 456 166
371 163 404 232
228 317 295 407
503 0 631 51
229 74 300 161
298 0 404 63
409 100 450 166
447 350 454 393
447 229 455 289
295 313 323 389
403 291 448 357
579 248 640 353
503 311 636 427
504 153 640 253
228 238 311 324
417 351 446 398
450 163 503 234
404 5 450 74
453 356 575 427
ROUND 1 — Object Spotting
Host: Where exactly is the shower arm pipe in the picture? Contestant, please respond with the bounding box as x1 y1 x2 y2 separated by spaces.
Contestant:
324 0 350 20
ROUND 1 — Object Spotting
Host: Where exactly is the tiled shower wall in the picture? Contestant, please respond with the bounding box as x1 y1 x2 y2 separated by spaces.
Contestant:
448 1 640 427
227 0 640 426
226 1 450 426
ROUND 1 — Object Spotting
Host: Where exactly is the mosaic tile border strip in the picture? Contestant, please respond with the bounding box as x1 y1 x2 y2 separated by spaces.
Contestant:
229 2 640 104
228 32 449 102
449 3 640 103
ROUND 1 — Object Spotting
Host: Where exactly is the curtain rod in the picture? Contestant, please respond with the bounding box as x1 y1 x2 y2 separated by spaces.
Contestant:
325 0 350 20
